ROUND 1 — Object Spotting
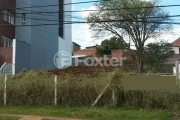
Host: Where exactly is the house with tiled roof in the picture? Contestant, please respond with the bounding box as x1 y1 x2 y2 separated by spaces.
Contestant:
172 37 180 54
73 46 97 57
165 38 180 65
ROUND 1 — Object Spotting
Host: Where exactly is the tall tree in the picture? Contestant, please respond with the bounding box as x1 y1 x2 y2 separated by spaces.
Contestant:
87 0 171 73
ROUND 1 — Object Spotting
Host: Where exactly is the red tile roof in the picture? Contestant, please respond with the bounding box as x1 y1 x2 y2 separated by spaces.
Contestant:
172 37 180 47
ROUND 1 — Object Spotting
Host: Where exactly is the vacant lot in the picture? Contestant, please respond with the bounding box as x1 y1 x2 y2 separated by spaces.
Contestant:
0 68 178 119
49 63 172 77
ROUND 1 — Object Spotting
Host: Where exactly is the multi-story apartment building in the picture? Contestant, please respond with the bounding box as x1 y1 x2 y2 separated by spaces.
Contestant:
0 0 72 74
0 0 16 66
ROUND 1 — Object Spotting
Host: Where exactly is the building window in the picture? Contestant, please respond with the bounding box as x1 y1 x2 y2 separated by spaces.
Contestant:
2 36 13 47
3 9 15 25
22 13 26 23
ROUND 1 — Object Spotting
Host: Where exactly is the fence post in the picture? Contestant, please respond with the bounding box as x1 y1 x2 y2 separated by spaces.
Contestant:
54 75 57 106
4 74 7 106
175 61 180 89
112 89 116 106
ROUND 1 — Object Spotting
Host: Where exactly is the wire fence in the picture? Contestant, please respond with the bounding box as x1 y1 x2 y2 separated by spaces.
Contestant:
0 71 179 108
0 62 14 76
0 74 55 106
123 73 175 76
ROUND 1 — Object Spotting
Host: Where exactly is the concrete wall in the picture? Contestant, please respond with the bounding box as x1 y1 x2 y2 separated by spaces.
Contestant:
14 40 31 73
30 0 59 70
58 0 72 68
15 0 72 71
15 0 32 44
173 47 179 54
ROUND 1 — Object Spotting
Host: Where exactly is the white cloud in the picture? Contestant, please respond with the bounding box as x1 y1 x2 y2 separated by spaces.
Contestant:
72 5 115 49
80 6 97 18
72 4 180 50
72 5 100 49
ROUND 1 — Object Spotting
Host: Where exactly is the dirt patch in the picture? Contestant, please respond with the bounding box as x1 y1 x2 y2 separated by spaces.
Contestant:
48 65 133 77
172 112 180 120
0 114 82 120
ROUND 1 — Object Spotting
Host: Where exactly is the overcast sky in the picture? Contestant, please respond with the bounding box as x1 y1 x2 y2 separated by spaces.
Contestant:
71 0 180 49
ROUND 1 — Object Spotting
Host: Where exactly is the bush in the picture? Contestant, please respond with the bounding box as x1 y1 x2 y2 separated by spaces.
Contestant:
0 69 179 110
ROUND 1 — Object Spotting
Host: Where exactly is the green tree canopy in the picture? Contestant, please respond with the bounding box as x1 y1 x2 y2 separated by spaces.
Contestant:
87 0 171 73
96 37 127 56
144 41 174 72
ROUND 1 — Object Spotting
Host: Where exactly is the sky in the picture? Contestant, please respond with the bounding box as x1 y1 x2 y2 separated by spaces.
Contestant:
71 0 180 49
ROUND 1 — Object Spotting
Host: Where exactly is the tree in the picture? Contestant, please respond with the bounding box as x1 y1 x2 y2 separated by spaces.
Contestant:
87 0 171 73
144 41 174 72
96 37 127 56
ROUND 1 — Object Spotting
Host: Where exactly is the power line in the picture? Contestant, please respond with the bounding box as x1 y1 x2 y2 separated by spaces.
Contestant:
10 4 180 14
14 14 89 30
1 19 180 27
2 11 180 23
1 11 179 25
2 0 180 27
1 0 101 10
14 0 73 20
28 24 93 42
19 15 92 31
10 0 84 27
16 3 84 22
12 0 86 22
14 14 85 22
2 0 180 25
9 0 82 20
2 3 180 13
8 0 87 30
13 14 180 22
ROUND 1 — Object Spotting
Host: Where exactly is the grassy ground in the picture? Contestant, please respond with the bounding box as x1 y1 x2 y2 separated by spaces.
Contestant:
0 116 20 120
0 106 173 120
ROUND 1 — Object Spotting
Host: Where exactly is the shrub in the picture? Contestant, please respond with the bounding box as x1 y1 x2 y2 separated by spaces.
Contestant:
0 69 179 110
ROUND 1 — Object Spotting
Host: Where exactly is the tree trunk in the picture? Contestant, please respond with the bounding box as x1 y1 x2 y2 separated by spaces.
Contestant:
141 61 144 73
137 64 141 74
137 59 144 74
